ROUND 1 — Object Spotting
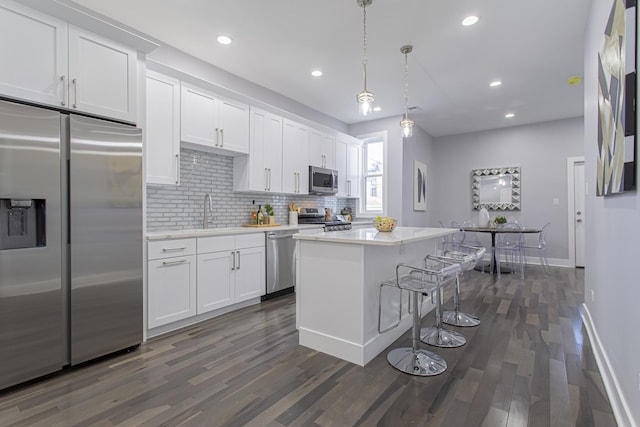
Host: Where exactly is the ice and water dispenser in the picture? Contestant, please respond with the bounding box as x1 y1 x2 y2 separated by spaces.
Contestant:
0 198 46 250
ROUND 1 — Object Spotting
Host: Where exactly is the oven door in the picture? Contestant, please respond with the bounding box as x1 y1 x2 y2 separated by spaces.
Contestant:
309 166 338 194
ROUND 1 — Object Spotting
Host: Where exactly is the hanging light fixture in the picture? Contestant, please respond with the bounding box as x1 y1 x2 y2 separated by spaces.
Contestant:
356 0 374 116
400 45 414 138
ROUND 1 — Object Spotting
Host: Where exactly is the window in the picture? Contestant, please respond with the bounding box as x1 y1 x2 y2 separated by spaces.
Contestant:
360 132 386 215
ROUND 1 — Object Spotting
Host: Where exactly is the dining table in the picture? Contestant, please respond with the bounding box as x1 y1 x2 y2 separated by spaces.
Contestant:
461 226 541 274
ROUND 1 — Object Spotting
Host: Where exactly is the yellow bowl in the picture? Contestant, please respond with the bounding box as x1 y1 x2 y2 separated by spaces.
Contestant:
375 218 397 232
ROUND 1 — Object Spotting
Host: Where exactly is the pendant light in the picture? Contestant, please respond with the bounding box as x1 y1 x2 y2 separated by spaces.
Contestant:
400 45 414 138
356 0 374 116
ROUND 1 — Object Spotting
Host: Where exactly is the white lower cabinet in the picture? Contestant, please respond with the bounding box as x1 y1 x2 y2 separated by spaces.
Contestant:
147 238 197 329
197 233 265 315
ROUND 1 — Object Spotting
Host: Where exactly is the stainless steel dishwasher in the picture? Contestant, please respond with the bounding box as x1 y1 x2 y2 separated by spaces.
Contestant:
263 229 297 300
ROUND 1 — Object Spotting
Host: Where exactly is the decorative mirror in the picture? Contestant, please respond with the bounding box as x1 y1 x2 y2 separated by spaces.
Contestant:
472 167 520 210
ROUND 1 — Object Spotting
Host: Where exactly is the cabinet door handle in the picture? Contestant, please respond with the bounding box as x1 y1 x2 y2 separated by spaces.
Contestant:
72 78 78 108
265 168 268 191
175 154 180 184
60 75 66 106
162 246 187 252
268 169 271 191
215 128 220 147
220 128 224 147
162 259 187 266
231 251 236 270
236 250 240 270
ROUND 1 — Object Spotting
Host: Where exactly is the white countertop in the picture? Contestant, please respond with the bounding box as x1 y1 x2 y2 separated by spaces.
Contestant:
146 224 324 240
293 226 458 246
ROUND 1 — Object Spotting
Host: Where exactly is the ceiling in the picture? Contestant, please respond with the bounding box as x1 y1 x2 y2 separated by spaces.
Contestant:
68 0 591 137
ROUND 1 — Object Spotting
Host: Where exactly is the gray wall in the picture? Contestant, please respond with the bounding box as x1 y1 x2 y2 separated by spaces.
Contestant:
431 117 584 261
402 125 437 227
147 148 356 230
584 1 640 425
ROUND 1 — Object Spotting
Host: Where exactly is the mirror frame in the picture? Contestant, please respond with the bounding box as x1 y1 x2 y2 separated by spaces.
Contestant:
472 166 521 211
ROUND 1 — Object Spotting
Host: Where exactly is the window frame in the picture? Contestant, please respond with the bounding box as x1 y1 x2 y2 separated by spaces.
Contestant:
357 131 388 217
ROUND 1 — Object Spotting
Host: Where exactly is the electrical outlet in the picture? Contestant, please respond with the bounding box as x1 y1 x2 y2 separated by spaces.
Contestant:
590 289 595 302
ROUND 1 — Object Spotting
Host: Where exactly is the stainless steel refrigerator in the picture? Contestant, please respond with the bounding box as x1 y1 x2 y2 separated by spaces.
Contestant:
0 99 142 390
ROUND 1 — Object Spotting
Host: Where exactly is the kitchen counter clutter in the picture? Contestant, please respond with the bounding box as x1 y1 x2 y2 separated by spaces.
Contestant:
294 226 458 366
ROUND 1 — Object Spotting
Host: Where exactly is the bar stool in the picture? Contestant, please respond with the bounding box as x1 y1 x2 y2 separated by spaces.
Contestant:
386 262 461 376
420 255 467 348
441 245 486 327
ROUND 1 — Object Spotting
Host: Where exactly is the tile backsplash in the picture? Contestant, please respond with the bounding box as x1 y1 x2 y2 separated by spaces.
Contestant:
146 148 357 231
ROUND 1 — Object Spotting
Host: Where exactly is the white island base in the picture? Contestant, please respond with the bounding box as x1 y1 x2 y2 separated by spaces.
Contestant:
294 227 457 366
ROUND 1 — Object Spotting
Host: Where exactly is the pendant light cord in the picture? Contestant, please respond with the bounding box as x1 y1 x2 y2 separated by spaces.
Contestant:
362 4 368 91
403 51 409 119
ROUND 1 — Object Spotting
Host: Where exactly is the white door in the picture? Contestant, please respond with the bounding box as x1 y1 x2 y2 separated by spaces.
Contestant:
335 139 348 197
148 255 197 328
180 82 218 147
68 26 137 123
263 112 283 192
0 2 68 107
248 108 267 191
283 119 308 194
146 71 180 185
574 162 586 267
347 143 361 198
218 98 249 154
234 246 265 302
197 251 234 314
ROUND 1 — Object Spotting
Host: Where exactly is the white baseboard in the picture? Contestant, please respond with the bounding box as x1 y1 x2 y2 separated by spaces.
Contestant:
581 304 637 427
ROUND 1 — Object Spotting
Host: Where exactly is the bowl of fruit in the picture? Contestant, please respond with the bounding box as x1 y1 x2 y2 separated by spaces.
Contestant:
375 216 397 232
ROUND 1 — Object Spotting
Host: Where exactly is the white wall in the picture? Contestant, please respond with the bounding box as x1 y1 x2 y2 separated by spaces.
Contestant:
432 118 584 260
402 125 437 226
584 1 640 425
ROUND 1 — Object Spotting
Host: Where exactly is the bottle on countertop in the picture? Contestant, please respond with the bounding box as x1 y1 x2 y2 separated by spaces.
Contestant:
251 200 257 223
257 205 264 225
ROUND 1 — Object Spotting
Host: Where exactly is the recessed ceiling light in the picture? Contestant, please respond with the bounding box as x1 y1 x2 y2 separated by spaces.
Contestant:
505 113 515 118
461 15 479 26
373 106 382 112
217 35 232 45
490 80 502 87
311 70 323 77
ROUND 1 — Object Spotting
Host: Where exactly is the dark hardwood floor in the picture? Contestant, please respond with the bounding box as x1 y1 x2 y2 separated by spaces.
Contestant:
0 266 616 426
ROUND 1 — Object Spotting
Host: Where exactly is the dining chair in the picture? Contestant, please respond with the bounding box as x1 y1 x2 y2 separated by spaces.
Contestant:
519 222 551 276
494 222 524 279
447 221 465 252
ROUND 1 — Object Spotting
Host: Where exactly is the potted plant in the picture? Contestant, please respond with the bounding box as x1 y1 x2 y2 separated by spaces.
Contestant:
264 204 275 224
495 215 507 225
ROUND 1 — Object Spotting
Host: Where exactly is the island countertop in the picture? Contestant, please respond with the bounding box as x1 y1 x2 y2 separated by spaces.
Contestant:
293 226 458 246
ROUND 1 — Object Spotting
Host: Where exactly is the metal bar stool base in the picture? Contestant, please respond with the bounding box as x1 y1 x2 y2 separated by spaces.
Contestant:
387 348 447 376
442 310 480 327
420 327 467 348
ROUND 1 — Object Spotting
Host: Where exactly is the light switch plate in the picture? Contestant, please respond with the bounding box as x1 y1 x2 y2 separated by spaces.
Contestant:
553 198 560 206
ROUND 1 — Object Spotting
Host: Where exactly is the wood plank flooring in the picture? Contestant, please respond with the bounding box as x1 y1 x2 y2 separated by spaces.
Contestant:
0 266 616 426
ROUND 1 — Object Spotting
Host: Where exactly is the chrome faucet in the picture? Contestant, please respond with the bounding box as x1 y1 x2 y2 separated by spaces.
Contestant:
203 193 214 228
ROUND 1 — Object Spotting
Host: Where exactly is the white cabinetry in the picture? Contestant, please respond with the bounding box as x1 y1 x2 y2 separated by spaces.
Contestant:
336 133 362 198
180 82 249 155
309 128 335 169
282 118 309 195
147 239 197 328
146 71 180 185
0 1 137 122
233 107 283 192
196 233 265 315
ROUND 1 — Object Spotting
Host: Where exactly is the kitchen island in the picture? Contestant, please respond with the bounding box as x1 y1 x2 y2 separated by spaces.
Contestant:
293 226 458 366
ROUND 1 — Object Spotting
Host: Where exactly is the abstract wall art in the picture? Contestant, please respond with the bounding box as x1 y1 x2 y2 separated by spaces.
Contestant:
597 0 637 196
413 160 426 211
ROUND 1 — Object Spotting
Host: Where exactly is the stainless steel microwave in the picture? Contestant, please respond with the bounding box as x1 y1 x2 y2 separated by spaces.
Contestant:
309 166 338 195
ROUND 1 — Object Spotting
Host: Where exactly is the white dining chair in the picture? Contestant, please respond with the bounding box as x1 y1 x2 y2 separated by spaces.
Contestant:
519 222 551 276
494 222 524 279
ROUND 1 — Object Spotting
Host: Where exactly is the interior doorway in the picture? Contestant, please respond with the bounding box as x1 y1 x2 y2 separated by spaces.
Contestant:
567 157 585 267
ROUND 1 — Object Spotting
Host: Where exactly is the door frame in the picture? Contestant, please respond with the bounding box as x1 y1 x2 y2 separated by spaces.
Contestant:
567 156 585 268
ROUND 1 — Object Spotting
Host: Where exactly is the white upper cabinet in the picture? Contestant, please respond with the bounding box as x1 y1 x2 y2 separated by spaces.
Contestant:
282 118 309 195
146 71 180 186
336 133 362 198
0 1 67 107
180 81 249 155
233 107 283 193
68 26 137 123
308 128 335 170
0 1 137 123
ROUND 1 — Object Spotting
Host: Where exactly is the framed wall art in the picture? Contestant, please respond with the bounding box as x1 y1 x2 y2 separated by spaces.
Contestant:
413 160 426 211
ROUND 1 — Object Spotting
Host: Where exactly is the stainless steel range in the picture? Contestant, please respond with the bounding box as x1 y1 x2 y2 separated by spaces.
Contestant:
298 208 352 231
